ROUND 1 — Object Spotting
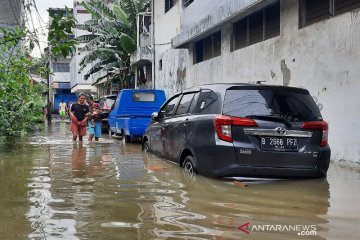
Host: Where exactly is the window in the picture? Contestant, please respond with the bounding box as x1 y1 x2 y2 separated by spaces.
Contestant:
335 0 360 15
300 0 330 26
159 59 163 71
188 92 199 113
300 0 360 27
53 63 70 72
223 89 322 122
132 92 155 102
233 1 280 51
165 0 176 13
176 93 196 115
184 0 194 8
265 3 281 39
249 11 264 45
193 90 221 114
194 30 221 64
162 95 181 117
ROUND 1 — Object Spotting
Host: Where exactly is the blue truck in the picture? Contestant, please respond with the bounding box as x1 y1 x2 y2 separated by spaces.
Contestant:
108 89 166 143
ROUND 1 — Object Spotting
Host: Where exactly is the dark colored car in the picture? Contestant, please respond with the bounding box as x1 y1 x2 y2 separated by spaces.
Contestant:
142 83 330 178
97 94 117 132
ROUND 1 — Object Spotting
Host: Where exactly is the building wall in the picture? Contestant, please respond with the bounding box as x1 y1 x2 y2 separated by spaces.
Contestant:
153 0 189 96
70 1 97 93
52 71 71 83
48 8 75 107
153 0 360 163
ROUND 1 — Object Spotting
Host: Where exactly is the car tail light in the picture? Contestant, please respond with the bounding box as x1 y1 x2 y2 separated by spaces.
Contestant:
301 121 329 147
214 115 258 143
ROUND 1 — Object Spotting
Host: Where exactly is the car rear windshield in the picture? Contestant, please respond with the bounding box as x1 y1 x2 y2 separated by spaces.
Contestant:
105 98 115 109
132 92 155 102
223 88 322 122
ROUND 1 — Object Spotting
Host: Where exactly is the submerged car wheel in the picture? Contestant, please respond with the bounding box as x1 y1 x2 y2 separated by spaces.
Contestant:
142 141 149 152
183 156 196 178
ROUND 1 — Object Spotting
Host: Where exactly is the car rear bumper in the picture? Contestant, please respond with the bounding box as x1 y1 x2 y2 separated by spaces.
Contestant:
210 164 330 178
196 145 330 178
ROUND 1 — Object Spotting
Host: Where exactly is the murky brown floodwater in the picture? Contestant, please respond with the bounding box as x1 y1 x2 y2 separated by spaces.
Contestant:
0 120 359 240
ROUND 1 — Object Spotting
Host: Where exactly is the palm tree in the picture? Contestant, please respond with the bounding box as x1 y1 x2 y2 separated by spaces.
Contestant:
77 0 150 85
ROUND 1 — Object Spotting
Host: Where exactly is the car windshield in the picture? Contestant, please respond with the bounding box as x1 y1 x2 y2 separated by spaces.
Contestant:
223 89 322 122
132 92 155 102
104 98 115 110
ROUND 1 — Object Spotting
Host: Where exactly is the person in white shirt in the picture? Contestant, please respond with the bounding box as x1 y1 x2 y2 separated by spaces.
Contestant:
59 100 67 121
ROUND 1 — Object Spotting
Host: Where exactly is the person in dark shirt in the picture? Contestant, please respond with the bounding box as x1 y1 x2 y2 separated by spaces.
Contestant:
69 93 90 141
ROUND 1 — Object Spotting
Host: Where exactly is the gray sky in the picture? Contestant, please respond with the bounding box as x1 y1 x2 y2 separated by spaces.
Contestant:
31 0 73 57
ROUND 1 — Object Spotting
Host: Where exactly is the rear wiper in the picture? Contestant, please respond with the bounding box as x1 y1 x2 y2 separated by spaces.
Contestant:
245 115 292 128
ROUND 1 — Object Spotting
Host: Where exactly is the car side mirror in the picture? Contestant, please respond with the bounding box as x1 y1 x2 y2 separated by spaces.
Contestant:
151 112 159 121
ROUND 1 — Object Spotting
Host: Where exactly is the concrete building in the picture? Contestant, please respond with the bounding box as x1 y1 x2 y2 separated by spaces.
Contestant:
0 0 23 28
152 0 360 164
70 0 118 96
70 1 97 94
48 8 77 111
0 0 24 61
131 12 153 89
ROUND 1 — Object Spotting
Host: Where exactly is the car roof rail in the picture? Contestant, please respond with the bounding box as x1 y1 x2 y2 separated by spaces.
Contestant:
256 80 266 84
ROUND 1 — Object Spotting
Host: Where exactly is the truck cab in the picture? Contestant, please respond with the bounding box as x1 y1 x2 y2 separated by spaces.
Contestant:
108 89 166 142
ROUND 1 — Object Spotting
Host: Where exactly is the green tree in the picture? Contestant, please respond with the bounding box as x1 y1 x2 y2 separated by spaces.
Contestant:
76 0 150 84
48 7 78 59
0 27 45 141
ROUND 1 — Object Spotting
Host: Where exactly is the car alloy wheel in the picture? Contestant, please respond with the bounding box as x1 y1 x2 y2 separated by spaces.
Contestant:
143 141 149 153
183 156 196 178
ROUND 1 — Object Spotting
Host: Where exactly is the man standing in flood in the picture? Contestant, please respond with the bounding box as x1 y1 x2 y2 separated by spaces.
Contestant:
69 93 90 141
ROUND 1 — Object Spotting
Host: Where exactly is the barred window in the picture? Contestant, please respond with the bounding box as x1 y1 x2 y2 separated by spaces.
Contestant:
53 63 70 72
300 0 360 27
165 0 176 13
194 31 221 64
183 0 194 8
233 1 280 51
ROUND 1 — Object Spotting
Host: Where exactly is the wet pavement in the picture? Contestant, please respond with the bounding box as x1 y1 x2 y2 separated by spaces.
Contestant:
0 120 359 240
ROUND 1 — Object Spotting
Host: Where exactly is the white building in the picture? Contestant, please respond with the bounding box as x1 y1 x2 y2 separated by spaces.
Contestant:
70 1 97 94
48 8 77 111
131 12 153 89
152 0 360 164
70 0 118 96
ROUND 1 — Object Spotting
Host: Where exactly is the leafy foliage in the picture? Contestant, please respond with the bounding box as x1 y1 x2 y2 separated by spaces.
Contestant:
46 0 150 84
48 7 78 59
0 27 45 141
77 0 150 83
29 54 51 79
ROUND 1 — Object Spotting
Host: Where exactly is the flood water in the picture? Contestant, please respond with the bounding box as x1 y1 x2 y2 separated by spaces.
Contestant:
0 121 359 240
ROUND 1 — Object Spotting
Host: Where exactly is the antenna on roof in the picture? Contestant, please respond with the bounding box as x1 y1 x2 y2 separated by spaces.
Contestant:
256 80 266 84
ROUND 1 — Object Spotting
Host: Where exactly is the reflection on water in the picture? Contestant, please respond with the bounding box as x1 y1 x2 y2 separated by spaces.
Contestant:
0 122 359 239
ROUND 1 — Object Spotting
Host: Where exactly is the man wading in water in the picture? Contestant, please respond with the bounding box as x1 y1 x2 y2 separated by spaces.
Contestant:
69 93 90 141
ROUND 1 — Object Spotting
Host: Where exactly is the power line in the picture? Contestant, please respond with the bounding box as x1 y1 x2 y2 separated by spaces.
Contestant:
32 0 46 25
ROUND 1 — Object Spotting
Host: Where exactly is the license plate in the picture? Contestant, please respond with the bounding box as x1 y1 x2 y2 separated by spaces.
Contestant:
261 137 298 151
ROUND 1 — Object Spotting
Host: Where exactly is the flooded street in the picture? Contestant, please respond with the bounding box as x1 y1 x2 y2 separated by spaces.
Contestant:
0 121 359 240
